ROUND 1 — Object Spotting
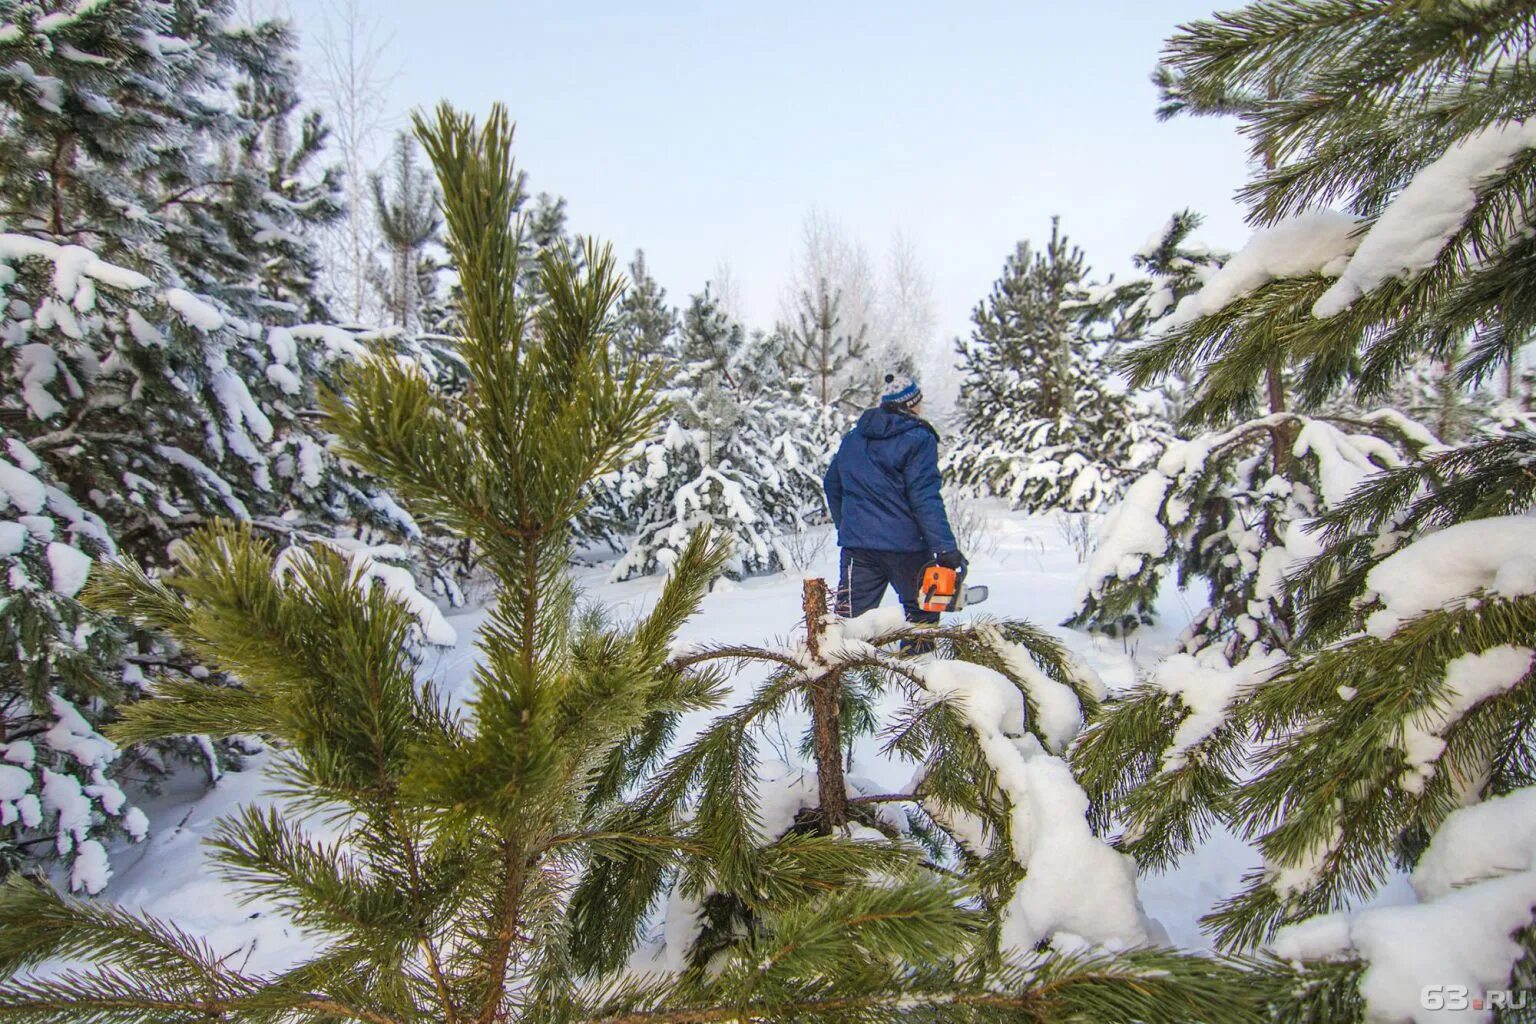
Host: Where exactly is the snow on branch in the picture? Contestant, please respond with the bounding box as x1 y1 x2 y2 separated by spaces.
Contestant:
1273 785 1536 1024
1314 119 1536 319
1362 516 1536 637
912 657 1151 955
1156 212 1360 333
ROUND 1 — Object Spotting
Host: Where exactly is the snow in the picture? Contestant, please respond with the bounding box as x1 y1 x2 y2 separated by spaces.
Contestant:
368 492 421 537
915 658 1151 954
1397 646 1532 795
1153 649 1286 772
121 805 149 840
41 767 92 855
0 763 30 801
6 437 42 471
1291 418 1405 506
155 445 251 519
2 61 64 113
162 288 226 332
35 0 114 34
0 456 47 513
1414 786 1536 901
354 554 457 646
0 234 151 294
266 363 302 395
1274 793 1536 1024
16 342 63 419
276 543 456 647
1137 216 1178 259
46 540 91 597
296 437 324 488
1077 471 1169 603
1315 119 1536 318
1363 516 1536 636
209 363 275 467
45 693 117 765
69 840 112 895
989 627 1090 752
266 326 298 365
1158 211 1362 332
289 323 367 361
126 309 167 347
2 740 36 767
751 763 822 842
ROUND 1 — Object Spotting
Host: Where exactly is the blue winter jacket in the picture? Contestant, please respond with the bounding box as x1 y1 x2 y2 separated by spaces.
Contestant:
823 407 958 554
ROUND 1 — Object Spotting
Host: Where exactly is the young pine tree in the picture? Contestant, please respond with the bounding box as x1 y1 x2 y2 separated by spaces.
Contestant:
616 249 677 367
610 289 794 579
1103 210 1227 423
0 102 1264 1024
1070 3 1536 1018
369 133 443 332
945 219 1165 514
228 58 347 324
785 275 871 409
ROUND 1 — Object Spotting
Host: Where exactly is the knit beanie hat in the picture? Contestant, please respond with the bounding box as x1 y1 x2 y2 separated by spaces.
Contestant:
880 372 922 409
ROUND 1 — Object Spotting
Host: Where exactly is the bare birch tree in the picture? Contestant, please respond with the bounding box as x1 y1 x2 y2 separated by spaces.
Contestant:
313 0 396 322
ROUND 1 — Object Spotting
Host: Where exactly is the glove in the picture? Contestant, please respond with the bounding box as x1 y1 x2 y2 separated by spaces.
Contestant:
936 550 968 573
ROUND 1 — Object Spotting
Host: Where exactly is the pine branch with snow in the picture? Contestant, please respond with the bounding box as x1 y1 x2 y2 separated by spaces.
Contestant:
569 577 1161 979
1069 411 1434 657
1062 6 1536 1017
1162 0 1536 410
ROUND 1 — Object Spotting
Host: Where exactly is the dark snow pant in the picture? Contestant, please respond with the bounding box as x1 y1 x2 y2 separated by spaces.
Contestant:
836 547 939 625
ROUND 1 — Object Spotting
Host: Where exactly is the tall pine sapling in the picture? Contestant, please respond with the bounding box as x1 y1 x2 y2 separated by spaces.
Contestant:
616 250 677 367
786 275 870 409
369 133 442 332
0 99 690 1024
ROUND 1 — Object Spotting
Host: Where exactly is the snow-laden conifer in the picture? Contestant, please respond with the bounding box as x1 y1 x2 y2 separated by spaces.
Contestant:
0 0 437 885
945 219 1168 514
1070 4 1536 1018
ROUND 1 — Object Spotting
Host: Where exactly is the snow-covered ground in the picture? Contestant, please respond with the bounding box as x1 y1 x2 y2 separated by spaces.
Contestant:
93 503 1400 970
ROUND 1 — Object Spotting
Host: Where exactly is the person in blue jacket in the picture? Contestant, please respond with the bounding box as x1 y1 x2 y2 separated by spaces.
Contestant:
823 372 967 624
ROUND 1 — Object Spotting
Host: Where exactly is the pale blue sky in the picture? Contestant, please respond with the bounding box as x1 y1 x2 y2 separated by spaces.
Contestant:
286 1 1256 344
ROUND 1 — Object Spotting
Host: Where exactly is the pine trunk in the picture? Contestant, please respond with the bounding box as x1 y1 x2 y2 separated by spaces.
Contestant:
802 578 849 831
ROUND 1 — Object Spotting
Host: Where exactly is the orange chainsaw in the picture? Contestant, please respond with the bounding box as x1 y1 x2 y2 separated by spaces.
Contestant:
918 563 989 613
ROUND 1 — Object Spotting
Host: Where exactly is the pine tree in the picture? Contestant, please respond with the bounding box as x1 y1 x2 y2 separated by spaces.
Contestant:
610 290 808 579
616 249 677 366
228 57 347 324
0 0 432 887
945 219 1167 514
1069 3 1536 1018
785 275 870 409
369 133 442 332
0 101 1264 1024
1103 211 1226 423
